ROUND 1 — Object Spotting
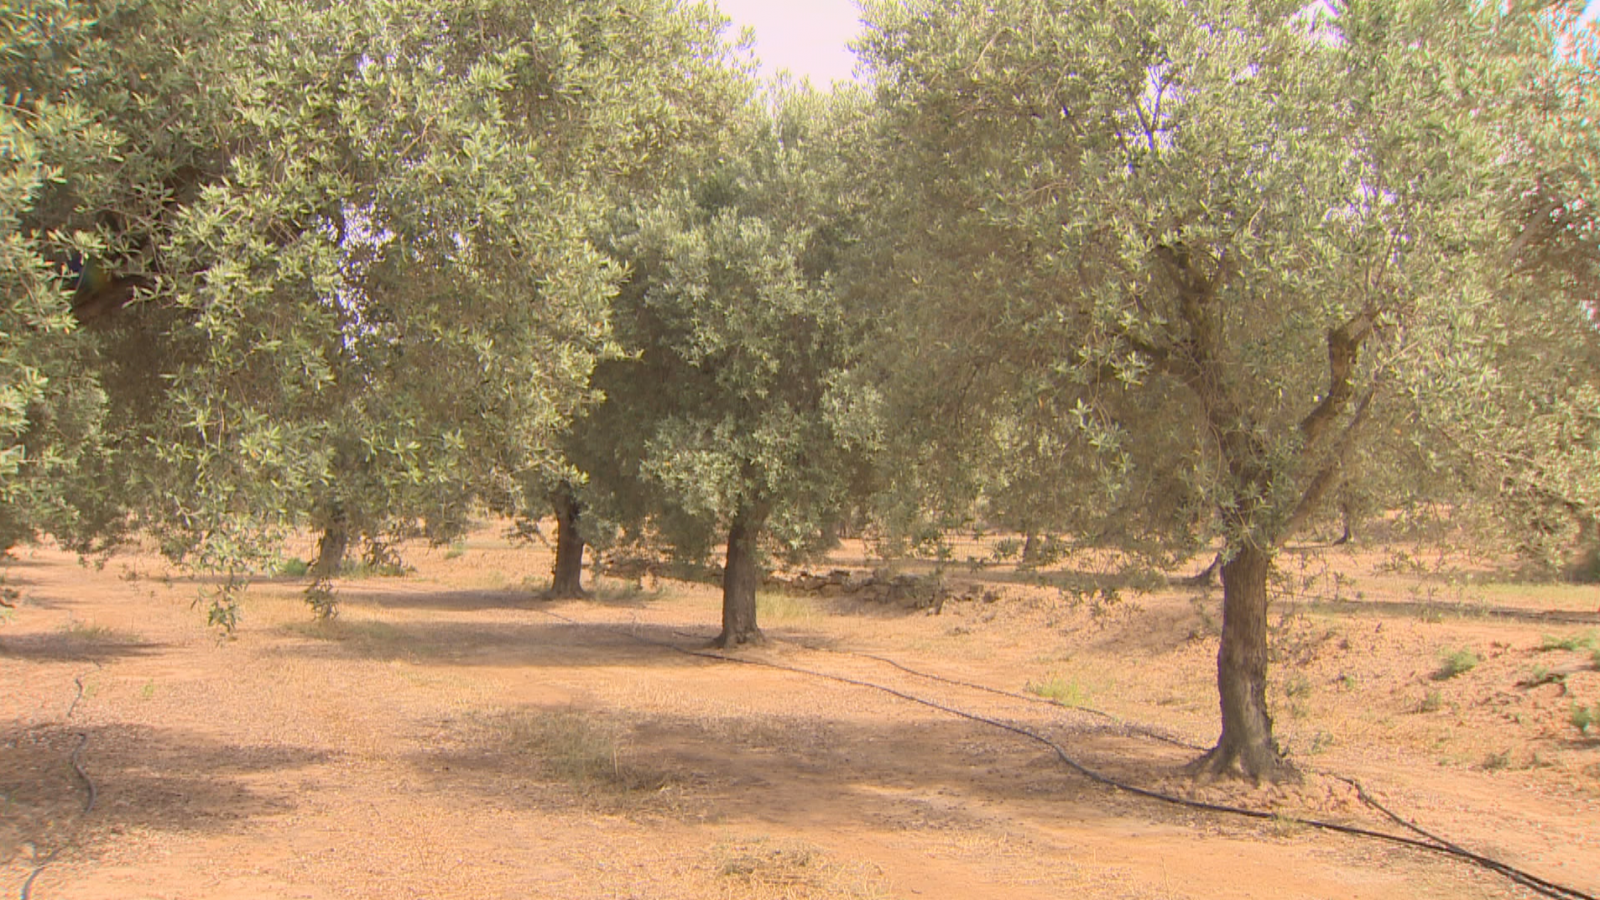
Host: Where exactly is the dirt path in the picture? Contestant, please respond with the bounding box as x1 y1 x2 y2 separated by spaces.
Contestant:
3 535 1597 899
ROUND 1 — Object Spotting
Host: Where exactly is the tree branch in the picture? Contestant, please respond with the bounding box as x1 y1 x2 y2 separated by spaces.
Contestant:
1298 304 1377 450
1280 383 1380 542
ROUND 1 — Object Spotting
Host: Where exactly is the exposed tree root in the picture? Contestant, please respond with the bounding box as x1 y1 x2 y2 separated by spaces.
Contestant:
1185 742 1301 785
711 628 766 649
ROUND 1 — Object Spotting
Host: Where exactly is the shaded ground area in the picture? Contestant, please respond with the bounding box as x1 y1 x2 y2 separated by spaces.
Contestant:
2 530 1597 899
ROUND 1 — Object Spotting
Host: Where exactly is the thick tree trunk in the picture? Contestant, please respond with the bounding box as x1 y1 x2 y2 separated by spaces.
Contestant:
1189 542 1296 782
310 519 348 580
548 488 587 598
714 508 766 648
306 511 348 620
1564 524 1600 584
1021 529 1040 565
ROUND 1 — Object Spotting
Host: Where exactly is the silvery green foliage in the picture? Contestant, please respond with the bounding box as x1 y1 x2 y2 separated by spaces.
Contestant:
596 87 882 564
857 0 1599 775
1 2 120 550
859 0 1599 557
4 0 741 587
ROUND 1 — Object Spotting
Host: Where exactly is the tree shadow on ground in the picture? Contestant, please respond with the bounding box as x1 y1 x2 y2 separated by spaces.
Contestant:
271 617 721 669
328 584 660 614
347 587 536 612
0 632 166 665
1293 597 1600 627
397 700 1226 842
0 720 335 866
955 565 1165 594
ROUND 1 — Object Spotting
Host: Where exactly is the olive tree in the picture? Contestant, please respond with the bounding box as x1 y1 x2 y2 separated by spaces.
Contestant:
859 0 1599 779
5 0 746 622
596 88 881 646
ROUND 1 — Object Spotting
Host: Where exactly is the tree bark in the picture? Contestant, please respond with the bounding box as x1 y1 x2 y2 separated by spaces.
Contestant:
714 507 766 648
1189 542 1296 782
306 509 348 620
548 487 587 598
310 517 348 580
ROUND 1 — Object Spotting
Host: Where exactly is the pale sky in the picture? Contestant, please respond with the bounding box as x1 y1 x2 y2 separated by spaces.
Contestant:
715 0 868 87
712 1 1600 86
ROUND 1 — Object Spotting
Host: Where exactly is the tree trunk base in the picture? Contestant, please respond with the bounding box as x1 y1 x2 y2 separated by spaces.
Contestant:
540 586 589 601
548 487 587 599
710 627 766 649
1185 742 1300 784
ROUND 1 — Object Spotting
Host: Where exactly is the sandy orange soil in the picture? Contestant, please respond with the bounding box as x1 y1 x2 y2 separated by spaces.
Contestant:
3 527 1598 899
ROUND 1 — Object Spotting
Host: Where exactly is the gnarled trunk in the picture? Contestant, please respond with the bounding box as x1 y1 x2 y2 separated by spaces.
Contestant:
310 519 348 580
306 509 348 620
548 487 587 598
1189 542 1295 782
714 507 766 648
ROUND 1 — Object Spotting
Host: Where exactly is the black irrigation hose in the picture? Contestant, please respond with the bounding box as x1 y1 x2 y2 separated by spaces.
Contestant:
824 639 1598 899
541 607 1596 900
19 670 99 900
17 849 59 900
68 733 96 815
65 674 98 814
667 624 1195 745
838 647 1207 751
1329 774 1589 900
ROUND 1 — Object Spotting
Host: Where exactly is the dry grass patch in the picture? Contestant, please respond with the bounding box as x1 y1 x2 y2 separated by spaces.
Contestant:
280 618 418 652
61 618 140 644
502 708 622 782
710 835 890 899
495 708 674 793
758 592 819 626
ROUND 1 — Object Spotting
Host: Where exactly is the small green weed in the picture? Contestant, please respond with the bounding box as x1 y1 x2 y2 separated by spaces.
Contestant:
277 557 310 577
139 680 155 700
1283 672 1313 698
1538 631 1596 652
1417 689 1444 713
1571 703 1599 736
1528 665 1566 688
1480 749 1512 771
443 542 466 560
1026 674 1089 707
1433 647 1480 680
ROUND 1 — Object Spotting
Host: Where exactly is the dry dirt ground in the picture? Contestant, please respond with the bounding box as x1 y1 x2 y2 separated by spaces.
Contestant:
3 527 1598 899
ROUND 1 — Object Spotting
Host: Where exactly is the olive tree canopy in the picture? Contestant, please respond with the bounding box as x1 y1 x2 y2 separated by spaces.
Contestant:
858 0 1600 779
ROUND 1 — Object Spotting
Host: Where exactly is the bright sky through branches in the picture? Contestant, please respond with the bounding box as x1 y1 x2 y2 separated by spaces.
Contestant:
713 0 1600 87
715 0 866 86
